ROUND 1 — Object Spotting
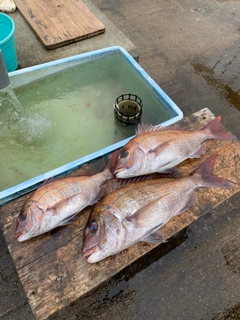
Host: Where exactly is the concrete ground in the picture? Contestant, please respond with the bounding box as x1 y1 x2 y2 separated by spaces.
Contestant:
1 0 240 319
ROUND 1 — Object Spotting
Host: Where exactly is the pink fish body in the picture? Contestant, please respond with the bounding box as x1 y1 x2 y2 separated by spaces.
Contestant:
15 152 117 242
114 116 235 178
82 154 232 263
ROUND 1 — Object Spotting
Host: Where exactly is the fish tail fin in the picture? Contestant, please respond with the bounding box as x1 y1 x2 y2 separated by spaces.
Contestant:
193 154 232 188
103 150 119 177
203 116 236 140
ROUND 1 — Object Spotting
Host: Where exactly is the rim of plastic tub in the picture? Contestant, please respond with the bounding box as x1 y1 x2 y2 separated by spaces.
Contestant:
0 12 15 45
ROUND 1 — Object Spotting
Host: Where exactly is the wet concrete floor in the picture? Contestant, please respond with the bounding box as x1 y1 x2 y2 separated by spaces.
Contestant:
1 0 240 319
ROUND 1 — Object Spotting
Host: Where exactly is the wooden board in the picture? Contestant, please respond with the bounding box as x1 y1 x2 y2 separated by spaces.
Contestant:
0 108 239 319
14 0 105 49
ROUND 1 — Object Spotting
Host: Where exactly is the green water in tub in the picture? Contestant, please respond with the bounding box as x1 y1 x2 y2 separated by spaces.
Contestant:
0 54 174 191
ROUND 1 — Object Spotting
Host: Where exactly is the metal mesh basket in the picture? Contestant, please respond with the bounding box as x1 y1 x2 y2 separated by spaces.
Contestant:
114 93 143 126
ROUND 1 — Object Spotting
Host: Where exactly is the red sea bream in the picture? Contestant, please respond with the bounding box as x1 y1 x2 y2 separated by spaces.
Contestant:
15 152 117 242
114 116 235 178
82 154 232 263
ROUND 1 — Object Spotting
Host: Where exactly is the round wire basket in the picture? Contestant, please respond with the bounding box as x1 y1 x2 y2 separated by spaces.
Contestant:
114 93 143 126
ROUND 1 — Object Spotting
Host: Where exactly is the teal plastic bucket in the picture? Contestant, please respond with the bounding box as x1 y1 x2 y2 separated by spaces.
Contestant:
0 13 18 72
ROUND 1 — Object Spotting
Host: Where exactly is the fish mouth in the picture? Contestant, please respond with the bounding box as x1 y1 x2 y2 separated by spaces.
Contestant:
15 230 24 242
82 246 97 258
114 165 126 175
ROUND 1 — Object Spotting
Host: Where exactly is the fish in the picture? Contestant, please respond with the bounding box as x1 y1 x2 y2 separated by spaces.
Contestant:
82 154 232 263
114 116 236 178
15 151 118 242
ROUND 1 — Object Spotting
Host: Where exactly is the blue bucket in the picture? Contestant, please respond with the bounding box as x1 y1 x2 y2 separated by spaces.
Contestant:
0 13 18 72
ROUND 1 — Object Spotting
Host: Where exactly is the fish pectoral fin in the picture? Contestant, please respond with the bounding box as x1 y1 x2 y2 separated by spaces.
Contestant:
178 194 197 215
50 226 68 237
127 194 170 227
59 213 80 227
141 229 166 244
94 186 108 203
158 167 178 174
148 140 173 158
190 144 206 158
49 195 78 215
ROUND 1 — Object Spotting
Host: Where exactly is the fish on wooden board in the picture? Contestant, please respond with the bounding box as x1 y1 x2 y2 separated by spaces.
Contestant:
82 154 232 263
114 116 236 178
15 151 118 242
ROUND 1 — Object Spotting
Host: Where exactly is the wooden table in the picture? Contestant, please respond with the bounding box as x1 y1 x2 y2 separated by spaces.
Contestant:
0 108 239 319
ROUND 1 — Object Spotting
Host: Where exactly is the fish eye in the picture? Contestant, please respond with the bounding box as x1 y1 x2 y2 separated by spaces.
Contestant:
89 221 98 234
119 150 129 159
19 211 27 221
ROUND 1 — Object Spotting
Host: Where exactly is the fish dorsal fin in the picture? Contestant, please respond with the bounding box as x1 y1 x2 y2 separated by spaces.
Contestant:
40 172 95 190
40 176 61 187
110 173 174 191
135 122 192 136
135 123 164 135
71 172 92 178
40 174 85 187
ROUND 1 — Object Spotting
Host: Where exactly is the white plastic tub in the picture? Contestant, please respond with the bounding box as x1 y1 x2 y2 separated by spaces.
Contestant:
0 46 183 205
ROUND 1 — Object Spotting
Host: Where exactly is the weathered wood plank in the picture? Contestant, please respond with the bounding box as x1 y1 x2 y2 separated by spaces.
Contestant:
14 0 105 49
0 108 239 319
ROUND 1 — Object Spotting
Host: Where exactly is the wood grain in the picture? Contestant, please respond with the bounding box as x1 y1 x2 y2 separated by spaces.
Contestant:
0 108 239 319
14 0 105 49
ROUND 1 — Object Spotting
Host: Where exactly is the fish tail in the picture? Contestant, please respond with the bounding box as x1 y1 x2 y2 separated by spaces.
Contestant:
104 150 119 176
203 116 236 140
193 154 232 188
